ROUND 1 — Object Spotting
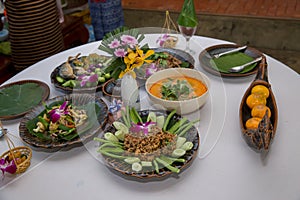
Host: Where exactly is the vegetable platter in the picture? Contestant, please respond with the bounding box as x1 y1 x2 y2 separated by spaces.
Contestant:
94 107 200 181
19 93 108 152
50 53 112 93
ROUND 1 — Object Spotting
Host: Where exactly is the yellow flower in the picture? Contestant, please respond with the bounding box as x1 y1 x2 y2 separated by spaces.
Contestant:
120 46 155 79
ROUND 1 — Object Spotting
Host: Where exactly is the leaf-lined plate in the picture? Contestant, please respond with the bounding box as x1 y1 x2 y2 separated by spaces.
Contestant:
98 110 200 181
0 80 50 120
19 93 108 152
199 44 263 77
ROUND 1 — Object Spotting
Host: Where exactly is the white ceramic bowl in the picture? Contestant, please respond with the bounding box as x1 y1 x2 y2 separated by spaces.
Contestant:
145 68 210 114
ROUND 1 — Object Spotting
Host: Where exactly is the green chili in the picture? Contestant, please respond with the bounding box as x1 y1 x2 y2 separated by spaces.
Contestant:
163 109 176 132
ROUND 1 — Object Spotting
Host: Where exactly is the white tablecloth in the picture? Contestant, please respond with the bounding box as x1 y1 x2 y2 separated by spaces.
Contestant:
0 34 299 200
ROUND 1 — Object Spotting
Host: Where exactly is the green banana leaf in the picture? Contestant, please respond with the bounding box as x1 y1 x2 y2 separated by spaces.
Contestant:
0 83 44 116
177 0 198 27
210 52 257 73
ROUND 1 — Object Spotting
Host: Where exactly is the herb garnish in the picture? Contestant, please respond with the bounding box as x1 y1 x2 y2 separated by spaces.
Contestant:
161 78 194 101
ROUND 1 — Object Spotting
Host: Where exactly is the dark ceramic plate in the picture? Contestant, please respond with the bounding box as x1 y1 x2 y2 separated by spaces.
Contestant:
50 55 111 93
199 44 263 77
19 93 108 152
99 110 200 181
0 80 50 120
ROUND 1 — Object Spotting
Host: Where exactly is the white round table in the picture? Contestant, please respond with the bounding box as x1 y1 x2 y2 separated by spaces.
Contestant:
0 34 299 200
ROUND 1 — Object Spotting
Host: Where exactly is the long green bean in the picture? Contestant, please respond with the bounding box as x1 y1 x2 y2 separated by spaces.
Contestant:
93 137 123 146
100 147 124 154
153 160 160 174
160 155 185 163
175 119 200 136
98 149 126 159
163 109 176 132
155 157 180 173
121 109 130 128
169 117 188 134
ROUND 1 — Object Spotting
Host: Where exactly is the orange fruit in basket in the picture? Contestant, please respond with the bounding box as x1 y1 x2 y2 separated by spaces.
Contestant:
245 117 262 129
251 85 269 98
246 93 267 109
251 104 271 118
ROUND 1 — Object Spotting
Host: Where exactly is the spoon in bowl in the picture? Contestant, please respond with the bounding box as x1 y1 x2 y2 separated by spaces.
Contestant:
229 57 263 73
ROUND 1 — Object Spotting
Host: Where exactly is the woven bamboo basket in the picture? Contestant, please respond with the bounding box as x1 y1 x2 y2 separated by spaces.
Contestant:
1 146 32 174
0 122 32 174
159 11 178 48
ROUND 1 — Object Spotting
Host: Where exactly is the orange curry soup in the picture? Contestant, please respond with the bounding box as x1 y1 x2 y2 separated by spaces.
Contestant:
149 76 207 100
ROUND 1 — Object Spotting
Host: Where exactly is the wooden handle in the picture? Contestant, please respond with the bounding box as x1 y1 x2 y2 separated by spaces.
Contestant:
255 56 269 82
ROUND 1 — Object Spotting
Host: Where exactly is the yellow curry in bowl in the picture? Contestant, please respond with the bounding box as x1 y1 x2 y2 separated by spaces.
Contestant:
145 68 210 114
149 76 207 101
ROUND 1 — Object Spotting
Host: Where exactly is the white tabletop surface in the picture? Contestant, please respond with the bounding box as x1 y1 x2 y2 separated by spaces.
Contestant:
0 34 299 200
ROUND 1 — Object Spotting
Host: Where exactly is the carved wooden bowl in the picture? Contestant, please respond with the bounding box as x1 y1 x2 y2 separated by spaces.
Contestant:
239 56 278 154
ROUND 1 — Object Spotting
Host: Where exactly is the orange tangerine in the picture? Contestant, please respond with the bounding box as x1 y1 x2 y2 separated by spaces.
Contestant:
245 117 262 129
251 85 269 98
246 93 267 109
251 104 271 118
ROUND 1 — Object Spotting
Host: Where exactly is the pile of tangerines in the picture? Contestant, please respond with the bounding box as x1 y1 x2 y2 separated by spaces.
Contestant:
245 85 271 129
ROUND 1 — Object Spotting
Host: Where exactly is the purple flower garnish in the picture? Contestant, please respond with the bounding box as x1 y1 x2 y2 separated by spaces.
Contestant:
49 101 69 123
145 63 158 77
114 48 127 57
0 158 17 175
120 35 138 48
129 121 156 135
156 34 169 47
78 74 98 87
108 39 121 49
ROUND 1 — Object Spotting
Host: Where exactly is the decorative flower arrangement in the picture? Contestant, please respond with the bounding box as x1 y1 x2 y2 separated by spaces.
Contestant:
98 28 155 80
